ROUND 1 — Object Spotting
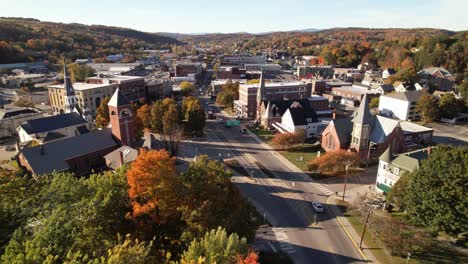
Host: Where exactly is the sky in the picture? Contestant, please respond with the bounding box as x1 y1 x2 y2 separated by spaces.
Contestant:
1 0 468 33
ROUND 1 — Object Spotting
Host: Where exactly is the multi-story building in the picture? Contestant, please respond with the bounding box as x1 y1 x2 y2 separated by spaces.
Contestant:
216 66 246 79
86 75 146 102
211 79 247 96
87 63 145 76
417 67 454 91
175 63 203 78
146 78 173 99
378 91 422 121
222 55 266 66
375 147 431 194
48 82 117 117
234 72 309 118
245 64 281 73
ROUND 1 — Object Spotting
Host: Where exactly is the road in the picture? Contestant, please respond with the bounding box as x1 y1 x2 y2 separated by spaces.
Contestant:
178 95 369 263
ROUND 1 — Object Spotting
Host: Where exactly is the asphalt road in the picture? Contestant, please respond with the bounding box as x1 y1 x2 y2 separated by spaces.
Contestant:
178 95 368 263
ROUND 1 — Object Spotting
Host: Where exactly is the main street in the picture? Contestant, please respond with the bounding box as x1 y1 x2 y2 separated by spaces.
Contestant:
178 95 369 264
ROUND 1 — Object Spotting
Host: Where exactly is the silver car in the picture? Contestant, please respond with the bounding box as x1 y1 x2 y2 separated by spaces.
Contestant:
312 202 324 213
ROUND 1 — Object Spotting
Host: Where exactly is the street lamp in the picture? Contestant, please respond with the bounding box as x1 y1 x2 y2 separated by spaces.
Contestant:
359 208 373 249
342 162 352 201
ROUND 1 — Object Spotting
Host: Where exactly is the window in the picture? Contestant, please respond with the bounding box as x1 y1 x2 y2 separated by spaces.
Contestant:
383 164 387 170
394 168 400 175
384 178 387 184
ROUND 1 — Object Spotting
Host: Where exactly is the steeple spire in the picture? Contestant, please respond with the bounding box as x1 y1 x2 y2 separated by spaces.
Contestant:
63 63 75 97
62 61 78 114
352 93 371 125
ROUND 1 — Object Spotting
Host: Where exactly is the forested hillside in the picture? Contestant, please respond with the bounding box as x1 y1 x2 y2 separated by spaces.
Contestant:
181 28 467 81
0 17 181 64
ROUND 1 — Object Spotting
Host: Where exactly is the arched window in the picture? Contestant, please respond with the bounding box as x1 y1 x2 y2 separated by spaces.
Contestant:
120 109 131 118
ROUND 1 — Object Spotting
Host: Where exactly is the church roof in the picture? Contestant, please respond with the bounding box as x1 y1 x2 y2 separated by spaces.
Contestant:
108 88 131 107
20 129 119 176
257 69 266 101
332 117 352 144
19 112 86 135
352 93 372 125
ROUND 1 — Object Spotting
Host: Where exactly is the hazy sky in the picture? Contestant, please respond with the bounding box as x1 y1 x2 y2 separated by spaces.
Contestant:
2 0 468 33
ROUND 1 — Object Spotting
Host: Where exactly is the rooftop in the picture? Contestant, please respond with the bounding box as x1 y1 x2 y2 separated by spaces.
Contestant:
21 129 119 176
19 112 86 135
240 81 306 89
49 82 115 91
381 90 422 102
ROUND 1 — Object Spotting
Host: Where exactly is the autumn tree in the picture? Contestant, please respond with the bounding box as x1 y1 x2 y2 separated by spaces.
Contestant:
389 57 418 84
438 93 465 119
178 155 257 243
271 130 305 150
182 97 206 135
216 81 240 108
136 104 152 130
416 93 440 122
179 227 249 264
96 96 111 128
65 63 95 82
180 81 195 96
150 98 182 155
389 145 468 235
127 149 181 226
369 97 380 109
308 150 360 174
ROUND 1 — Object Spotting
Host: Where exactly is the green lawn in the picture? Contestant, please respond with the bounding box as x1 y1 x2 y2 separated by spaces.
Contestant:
337 200 468 264
247 126 276 142
278 144 320 172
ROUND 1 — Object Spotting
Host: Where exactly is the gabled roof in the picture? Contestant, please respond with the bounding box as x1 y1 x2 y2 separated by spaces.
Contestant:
104 145 138 170
108 88 131 107
391 148 430 172
352 93 372 125
380 145 392 163
20 129 119 176
0 107 40 119
369 115 400 143
332 117 352 144
378 84 395 93
19 112 86 135
382 90 422 102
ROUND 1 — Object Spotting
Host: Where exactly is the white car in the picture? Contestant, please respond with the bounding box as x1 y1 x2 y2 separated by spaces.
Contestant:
312 202 324 213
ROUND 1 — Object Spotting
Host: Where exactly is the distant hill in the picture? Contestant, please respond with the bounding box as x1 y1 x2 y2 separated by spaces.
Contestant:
0 17 181 64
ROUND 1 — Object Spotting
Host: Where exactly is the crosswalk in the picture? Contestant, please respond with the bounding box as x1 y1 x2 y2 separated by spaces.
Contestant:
272 227 296 254
309 181 335 196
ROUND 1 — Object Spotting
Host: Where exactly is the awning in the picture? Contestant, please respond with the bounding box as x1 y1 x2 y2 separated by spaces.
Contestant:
377 183 391 193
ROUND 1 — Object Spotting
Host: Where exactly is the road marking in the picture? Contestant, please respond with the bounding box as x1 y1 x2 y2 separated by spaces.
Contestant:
267 241 277 253
326 196 368 262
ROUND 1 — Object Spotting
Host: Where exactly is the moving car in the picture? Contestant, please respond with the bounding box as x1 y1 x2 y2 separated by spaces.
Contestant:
240 128 247 134
312 202 324 213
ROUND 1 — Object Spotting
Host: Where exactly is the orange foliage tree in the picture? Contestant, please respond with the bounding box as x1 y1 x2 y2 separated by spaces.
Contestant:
136 104 151 130
127 149 181 225
308 150 360 175
237 251 259 264
271 130 305 150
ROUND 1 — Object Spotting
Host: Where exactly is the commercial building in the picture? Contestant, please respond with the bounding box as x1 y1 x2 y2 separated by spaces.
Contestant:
87 63 145 76
211 79 247 96
175 63 203 78
86 75 146 102
245 64 281 73
216 66 246 79
222 55 266 66
378 91 422 121
234 74 309 118
48 82 117 117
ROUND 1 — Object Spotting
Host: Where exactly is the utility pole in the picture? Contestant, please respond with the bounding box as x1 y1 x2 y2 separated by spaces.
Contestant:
342 164 350 201
359 209 373 249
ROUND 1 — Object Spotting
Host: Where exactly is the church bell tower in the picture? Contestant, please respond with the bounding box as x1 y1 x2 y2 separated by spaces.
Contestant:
108 88 135 147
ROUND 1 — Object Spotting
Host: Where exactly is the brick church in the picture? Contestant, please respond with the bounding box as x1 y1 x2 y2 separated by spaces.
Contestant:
18 87 137 178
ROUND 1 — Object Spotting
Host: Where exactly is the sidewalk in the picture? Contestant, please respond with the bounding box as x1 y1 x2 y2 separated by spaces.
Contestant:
327 195 380 264
244 128 379 263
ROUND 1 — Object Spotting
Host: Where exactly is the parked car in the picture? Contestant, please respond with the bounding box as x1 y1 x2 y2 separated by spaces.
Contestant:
312 202 324 213
240 128 247 134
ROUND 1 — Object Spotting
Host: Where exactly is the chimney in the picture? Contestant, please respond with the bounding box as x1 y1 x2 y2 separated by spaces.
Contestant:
39 145 45 155
118 150 124 167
